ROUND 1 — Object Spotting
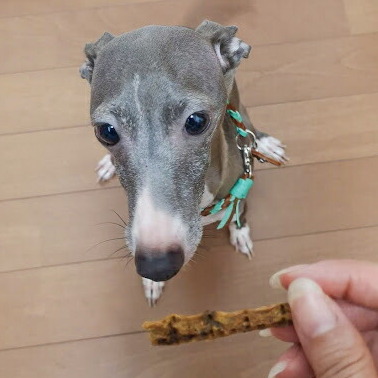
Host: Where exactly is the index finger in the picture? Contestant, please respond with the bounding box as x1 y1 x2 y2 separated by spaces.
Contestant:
271 259 378 309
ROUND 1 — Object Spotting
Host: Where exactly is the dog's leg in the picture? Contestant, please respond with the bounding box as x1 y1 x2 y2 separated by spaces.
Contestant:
228 202 254 259
96 154 116 182
142 278 165 307
238 104 287 164
255 131 287 164
229 222 254 259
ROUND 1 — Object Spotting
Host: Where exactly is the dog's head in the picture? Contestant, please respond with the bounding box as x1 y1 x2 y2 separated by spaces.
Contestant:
80 21 250 282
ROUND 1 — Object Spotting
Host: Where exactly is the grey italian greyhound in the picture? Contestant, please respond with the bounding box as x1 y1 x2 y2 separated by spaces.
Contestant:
80 21 287 305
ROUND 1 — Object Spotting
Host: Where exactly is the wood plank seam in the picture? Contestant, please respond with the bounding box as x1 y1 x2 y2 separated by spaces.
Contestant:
0 154 377 204
2 27 373 76
0 330 146 353
2 89 378 136
1 223 377 276
0 0 167 20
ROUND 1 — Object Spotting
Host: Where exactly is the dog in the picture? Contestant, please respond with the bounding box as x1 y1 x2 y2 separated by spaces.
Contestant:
80 21 287 305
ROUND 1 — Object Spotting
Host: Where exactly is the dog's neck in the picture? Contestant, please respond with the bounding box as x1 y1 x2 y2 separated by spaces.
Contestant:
203 81 245 204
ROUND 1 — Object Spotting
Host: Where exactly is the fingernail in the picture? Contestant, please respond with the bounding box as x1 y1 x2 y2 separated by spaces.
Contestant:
288 278 337 337
269 270 286 289
267 361 286 378
259 328 272 337
269 264 309 289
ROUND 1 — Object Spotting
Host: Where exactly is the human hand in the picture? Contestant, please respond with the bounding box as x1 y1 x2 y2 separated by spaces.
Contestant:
266 260 378 378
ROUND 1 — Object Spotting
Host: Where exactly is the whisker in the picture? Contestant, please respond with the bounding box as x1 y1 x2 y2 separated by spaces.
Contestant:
124 255 135 269
201 234 217 239
184 259 197 271
194 252 206 260
119 250 132 259
86 237 126 253
96 221 125 230
111 209 128 227
197 244 209 253
108 245 128 258
181 262 191 272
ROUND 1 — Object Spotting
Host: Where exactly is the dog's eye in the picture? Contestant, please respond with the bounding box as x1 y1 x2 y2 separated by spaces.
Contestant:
185 112 209 135
94 123 120 146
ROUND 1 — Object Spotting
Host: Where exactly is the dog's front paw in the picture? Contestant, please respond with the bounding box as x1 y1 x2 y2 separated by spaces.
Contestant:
229 222 254 259
142 278 165 307
96 154 116 183
256 136 287 164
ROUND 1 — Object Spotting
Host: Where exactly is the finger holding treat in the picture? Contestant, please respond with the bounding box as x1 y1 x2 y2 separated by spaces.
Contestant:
267 260 378 378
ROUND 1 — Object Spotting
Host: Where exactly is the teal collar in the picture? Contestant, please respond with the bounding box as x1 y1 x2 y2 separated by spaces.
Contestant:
201 104 256 229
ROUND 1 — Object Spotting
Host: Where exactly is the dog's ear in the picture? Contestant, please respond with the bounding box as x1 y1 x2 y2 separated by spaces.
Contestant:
196 20 251 72
79 32 115 83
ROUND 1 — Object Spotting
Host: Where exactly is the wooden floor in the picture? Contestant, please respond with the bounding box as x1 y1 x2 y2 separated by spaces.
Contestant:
1 0 378 377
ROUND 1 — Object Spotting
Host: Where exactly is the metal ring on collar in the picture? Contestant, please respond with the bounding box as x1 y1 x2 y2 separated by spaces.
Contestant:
235 129 257 150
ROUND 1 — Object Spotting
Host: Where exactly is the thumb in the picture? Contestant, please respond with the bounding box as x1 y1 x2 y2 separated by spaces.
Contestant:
288 278 377 378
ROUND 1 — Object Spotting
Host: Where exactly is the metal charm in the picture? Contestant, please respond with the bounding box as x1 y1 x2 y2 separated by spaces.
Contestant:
242 146 253 178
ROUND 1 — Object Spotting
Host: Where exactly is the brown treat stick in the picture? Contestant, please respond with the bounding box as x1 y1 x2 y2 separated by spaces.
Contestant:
142 302 292 346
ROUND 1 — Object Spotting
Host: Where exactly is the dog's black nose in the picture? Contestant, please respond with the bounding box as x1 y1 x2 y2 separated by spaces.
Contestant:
135 247 184 281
